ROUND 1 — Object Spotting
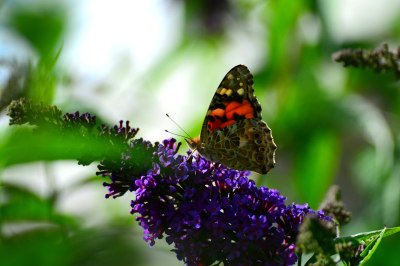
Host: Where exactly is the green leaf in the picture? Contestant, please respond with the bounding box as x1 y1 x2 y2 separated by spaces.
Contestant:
9 6 65 57
0 228 73 266
0 184 76 226
29 46 63 103
357 226 386 265
305 227 399 265
333 227 400 248
1 185 51 221
0 127 93 167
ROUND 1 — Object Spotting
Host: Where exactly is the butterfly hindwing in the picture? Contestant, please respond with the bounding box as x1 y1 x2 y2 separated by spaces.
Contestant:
207 119 276 174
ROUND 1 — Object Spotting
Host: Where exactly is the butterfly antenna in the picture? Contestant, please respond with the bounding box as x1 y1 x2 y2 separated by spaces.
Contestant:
165 130 190 140
166 114 192 139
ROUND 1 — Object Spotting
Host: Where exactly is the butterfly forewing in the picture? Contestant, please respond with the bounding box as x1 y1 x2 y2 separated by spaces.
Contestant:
193 64 276 175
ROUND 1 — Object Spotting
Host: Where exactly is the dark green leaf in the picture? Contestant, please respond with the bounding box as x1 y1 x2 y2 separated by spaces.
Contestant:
333 227 400 248
9 7 65 57
357 227 386 265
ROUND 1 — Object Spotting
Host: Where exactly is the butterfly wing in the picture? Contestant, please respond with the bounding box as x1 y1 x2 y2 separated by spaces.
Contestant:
207 118 276 174
199 64 276 174
200 64 262 141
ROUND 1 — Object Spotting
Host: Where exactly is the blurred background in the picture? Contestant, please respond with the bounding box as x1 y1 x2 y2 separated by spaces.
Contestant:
1 0 400 265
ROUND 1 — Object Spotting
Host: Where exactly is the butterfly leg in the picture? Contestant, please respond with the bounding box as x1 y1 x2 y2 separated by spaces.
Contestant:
174 148 197 168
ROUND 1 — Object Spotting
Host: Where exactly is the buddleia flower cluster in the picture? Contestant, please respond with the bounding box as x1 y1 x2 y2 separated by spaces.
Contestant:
101 137 334 266
332 43 400 79
7 98 335 266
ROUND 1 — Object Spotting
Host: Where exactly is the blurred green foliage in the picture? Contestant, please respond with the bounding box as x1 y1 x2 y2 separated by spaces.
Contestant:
1 0 400 265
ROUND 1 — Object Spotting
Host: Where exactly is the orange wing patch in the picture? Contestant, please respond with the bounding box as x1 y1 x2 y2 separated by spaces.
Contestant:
207 100 255 131
225 100 254 119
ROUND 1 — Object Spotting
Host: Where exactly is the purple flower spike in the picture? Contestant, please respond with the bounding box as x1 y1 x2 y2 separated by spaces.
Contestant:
102 138 333 266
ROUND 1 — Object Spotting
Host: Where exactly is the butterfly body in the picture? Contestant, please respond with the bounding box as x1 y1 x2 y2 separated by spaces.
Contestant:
186 65 276 174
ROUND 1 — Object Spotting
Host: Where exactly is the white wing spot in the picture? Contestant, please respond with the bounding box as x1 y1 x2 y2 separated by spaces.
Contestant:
239 139 248 148
226 89 233 96
227 74 234 79
219 88 227 95
237 88 245 95
239 82 243 87
236 78 240 81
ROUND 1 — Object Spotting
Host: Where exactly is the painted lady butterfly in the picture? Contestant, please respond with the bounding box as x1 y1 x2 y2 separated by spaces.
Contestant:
186 65 276 174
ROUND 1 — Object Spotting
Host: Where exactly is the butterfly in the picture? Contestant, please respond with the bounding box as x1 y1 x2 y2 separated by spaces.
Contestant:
185 65 276 174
